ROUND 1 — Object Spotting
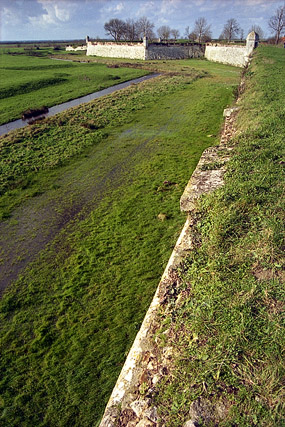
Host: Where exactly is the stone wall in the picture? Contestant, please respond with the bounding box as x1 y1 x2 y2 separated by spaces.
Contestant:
66 45 87 51
86 32 258 65
86 41 146 60
205 31 259 67
146 44 204 60
86 39 204 61
205 45 248 67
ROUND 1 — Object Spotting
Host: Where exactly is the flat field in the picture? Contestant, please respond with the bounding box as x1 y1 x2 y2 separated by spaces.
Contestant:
0 48 148 125
0 50 240 426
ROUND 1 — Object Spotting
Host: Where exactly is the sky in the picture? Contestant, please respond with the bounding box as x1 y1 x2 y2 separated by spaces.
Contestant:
0 0 284 41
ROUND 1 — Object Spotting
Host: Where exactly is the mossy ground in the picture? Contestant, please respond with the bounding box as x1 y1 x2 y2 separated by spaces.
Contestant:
0 50 240 426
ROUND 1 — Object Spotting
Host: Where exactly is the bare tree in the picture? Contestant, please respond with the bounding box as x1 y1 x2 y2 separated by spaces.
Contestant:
104 19 126 41
222 18 240 41
123 18 139 41
249 25 265 39
171 29 180 41
184 26 197 41
136 16 155 41
185 26 191 40
189 31 197 42
157 25 171 40
268 6 284 44
194 17 212 42
239 28 244 41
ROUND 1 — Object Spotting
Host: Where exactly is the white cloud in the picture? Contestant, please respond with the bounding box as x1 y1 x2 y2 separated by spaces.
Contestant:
234 0 274 10
2 7 19 25
28 0 75 27
1 3 29 26
196 0 229 12
115 2 124 12
100 1 126 18
135 1 156 17
160 0 182 15
236 0 267 4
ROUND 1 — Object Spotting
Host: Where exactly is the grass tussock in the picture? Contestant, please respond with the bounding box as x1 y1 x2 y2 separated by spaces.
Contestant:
155 46 284 426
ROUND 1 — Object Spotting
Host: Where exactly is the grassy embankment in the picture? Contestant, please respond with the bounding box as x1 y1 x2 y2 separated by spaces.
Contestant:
0 51 240 426
155 46 284 426
0 48 148 125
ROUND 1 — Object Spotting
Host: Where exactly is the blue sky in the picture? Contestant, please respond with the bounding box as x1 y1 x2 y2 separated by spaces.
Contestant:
0 0 283 41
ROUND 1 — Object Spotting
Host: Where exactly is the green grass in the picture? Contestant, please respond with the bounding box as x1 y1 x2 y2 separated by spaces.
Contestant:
0 48 148 125
0 57 240 426
154 46 284 427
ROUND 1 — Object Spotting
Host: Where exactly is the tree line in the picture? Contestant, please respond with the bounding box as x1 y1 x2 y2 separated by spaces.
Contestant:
103 6 284 45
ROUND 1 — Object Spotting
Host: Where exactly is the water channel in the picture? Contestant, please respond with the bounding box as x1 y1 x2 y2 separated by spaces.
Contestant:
0 73 160 137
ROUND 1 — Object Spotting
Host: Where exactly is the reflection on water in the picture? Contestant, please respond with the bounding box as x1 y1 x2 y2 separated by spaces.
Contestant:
0 74 159 137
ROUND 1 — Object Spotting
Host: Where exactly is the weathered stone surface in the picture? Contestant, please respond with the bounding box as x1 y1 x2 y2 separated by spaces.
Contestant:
66 45 87 51
162 346 173 360
180 145 233 213
147 44 204 60
145 406 158 422
205 45 248 67
87 41 146 59
215 401 229 420
152 374 160 385
180 167 225 211
223 107 239 117
187 397 230 425
183 421 199 427
130 399 151 418
99 406 119 427
87 41 204 60
189 398 215 424
136 418 155 427
180 105 238 213
205 31 258 67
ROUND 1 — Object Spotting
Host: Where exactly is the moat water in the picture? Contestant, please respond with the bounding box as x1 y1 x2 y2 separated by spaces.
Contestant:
0 73 159 137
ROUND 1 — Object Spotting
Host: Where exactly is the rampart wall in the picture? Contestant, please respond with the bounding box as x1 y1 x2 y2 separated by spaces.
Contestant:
86 41 146 60
205 45 248 67
86 39 204 60
146 44 204 60
205 32 259 68
86 33 258 66
86 32 258 67
66 45 87 51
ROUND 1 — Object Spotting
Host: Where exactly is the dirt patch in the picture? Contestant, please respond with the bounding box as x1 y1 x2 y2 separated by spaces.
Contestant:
252 266 285 283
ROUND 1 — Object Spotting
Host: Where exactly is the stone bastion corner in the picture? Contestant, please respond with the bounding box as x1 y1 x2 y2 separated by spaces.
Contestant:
84 32 259 67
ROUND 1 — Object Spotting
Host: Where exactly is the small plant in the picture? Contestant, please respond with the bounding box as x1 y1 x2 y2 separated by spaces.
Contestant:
200 160 225 170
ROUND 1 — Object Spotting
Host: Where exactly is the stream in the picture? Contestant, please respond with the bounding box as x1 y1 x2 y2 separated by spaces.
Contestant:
0 73 160 137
